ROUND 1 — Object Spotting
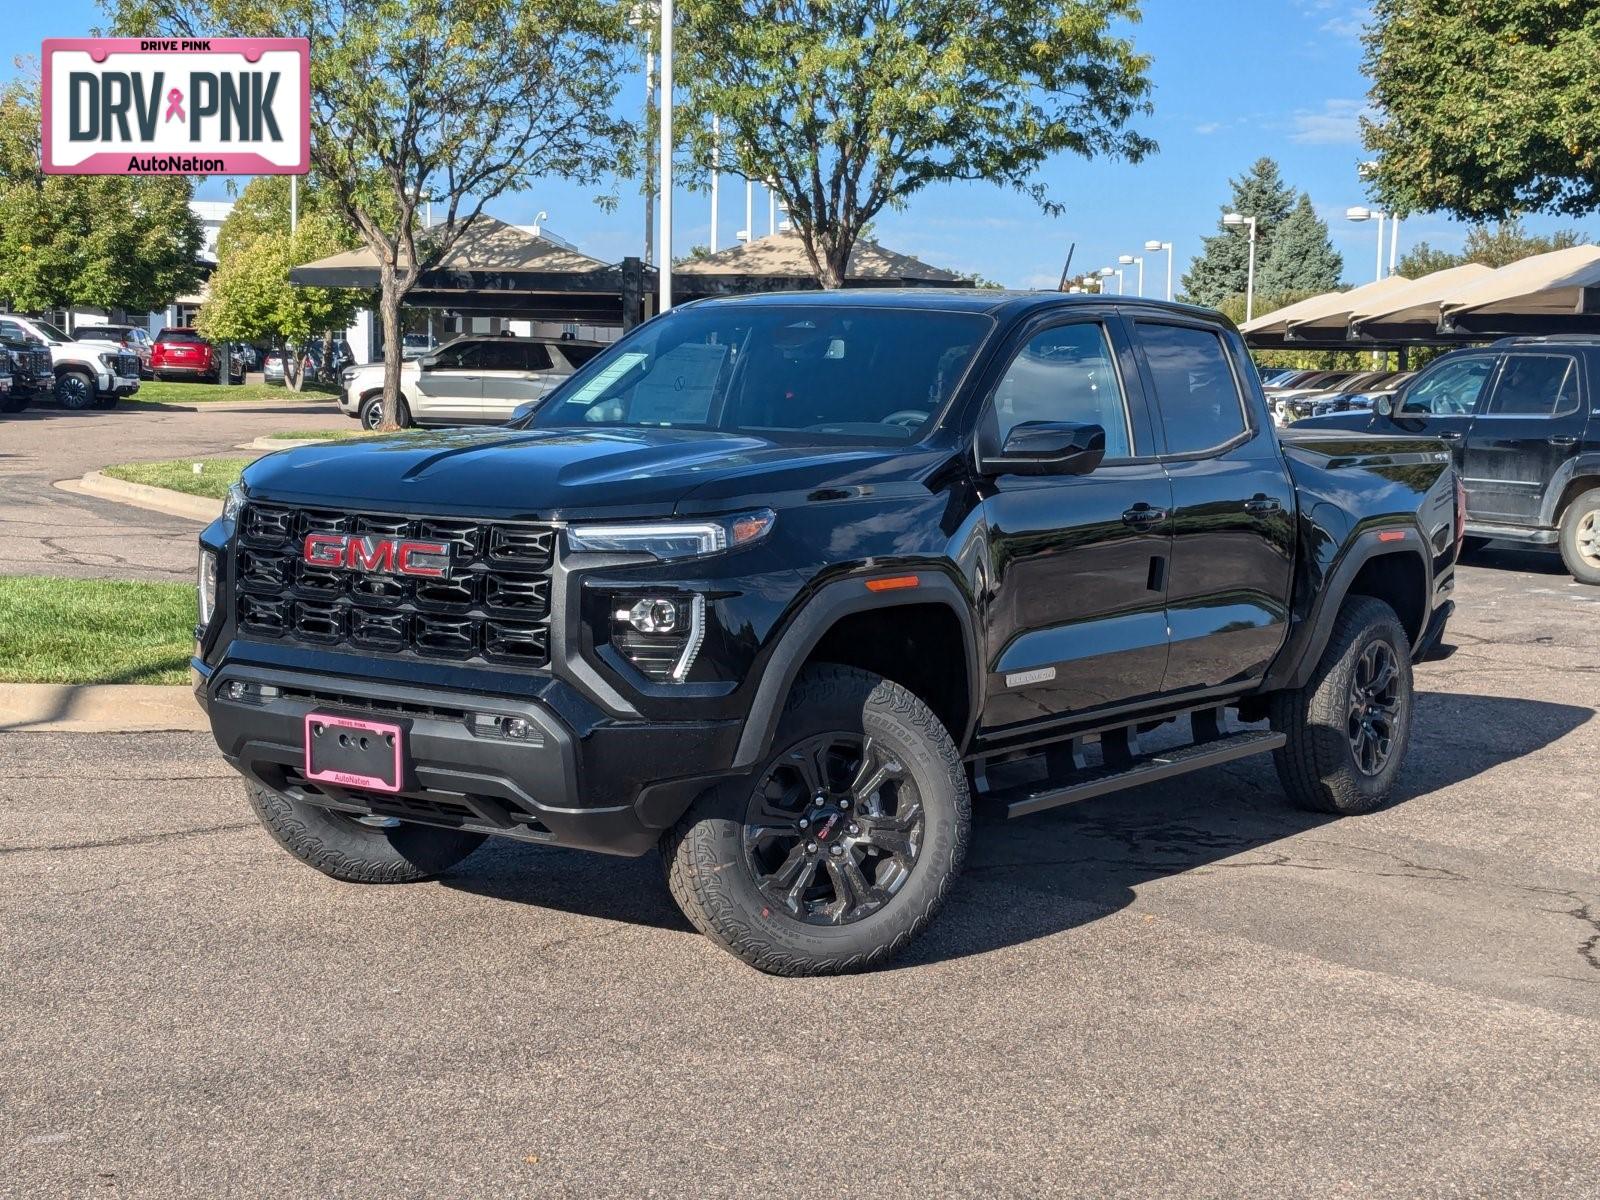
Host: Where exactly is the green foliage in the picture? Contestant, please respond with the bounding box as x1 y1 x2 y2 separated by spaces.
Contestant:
1362 0 1600 220
197 178 364 386
1396 218 1590 277
1257 194 1343 297
0 81 203 313
675 0 1155 287
1180 157 1296 307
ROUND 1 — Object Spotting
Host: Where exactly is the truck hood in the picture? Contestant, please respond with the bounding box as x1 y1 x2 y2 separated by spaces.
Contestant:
240 426 945 520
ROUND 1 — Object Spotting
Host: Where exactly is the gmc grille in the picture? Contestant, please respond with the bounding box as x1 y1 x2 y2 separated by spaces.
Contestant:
234 503 555 669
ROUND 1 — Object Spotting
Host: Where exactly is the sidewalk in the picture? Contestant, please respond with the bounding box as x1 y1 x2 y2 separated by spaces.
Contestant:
0 684 208 733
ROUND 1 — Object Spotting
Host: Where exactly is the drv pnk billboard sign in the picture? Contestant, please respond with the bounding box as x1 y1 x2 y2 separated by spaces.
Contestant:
42 37 309 175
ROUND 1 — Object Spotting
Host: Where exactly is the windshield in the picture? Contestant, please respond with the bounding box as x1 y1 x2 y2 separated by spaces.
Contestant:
523 305 991 442
31 319 71 342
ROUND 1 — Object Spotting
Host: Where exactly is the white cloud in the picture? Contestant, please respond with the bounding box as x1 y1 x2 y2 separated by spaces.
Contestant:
1019 271 1064 290
1290 98 1370 145
1194 121 1222 136
1320 8 1369 39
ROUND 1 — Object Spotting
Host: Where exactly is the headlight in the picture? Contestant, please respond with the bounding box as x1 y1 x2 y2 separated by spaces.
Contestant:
566 510 774 561
222 483 245 524
197 548 219 627
97 352 115 370
610 592 707 682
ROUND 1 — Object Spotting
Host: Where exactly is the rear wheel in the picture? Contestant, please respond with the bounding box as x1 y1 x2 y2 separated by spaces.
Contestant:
55 370 96 410
244 780 484 883
1557 488 1600 585
1270 595 1413 815
662 665 970 975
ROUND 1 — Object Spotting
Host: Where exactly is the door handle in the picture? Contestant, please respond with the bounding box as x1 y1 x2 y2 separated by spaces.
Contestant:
1243 496 1282 515
1548 435 1578 447
1437 430 1463 441
1122 504 1167 527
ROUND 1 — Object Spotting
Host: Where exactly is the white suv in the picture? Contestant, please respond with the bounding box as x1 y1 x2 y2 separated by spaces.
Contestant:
0 315 142 409
338 334 604 429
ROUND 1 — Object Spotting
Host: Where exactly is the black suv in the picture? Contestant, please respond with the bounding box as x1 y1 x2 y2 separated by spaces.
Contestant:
195 292 1459 974
0 330 53 412
1294 335 1600 583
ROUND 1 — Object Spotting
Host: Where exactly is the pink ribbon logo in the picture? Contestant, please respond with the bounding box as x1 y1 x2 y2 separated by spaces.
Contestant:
164 88 185 123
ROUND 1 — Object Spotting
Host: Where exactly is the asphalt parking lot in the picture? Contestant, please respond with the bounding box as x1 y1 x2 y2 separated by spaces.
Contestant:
3 402 1599 1196
2 548 1596 1195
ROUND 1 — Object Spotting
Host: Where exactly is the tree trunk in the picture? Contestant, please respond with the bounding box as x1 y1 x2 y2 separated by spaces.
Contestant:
379 276 405 428
285 342 304 392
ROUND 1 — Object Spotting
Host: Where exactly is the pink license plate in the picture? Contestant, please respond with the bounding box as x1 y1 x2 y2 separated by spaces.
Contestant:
304 713 404 793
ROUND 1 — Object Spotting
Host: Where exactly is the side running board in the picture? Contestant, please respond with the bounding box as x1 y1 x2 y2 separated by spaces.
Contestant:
997 729 1286 820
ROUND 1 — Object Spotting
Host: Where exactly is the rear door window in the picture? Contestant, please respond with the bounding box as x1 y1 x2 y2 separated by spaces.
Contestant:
1485 354 1579 417
1136 322 1248 455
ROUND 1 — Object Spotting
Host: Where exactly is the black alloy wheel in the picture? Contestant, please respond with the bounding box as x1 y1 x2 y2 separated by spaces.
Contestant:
1347 638 1402 776
742 732 925 926
55 372 95 410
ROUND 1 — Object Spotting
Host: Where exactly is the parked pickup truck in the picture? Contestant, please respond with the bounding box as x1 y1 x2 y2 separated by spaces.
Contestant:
1294 335 1600 584
0 314 140 409
193 292 1460 975
0 328 54 413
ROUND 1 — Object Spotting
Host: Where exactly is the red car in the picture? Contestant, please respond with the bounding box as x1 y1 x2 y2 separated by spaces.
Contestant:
152 328 243 383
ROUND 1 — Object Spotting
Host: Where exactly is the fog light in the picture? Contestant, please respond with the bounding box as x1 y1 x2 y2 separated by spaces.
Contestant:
226 681 248 701
502 716 533 740
616 597 679 634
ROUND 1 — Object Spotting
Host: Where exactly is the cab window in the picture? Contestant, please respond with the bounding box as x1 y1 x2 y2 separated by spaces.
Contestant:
990 322 1132 459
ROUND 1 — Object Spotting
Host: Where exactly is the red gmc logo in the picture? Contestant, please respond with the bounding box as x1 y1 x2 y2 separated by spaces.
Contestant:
302 533 451 578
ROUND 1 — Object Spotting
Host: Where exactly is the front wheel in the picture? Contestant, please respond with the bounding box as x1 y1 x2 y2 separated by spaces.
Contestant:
55 371 96 410
244 780 485 883
1557 488 1600 585
359 393 411 430
662 665 970 975
1270 596 1414 815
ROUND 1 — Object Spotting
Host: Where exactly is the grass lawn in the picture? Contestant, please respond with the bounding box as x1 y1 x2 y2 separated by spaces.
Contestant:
264 428 364 441
102 457 250 500
127 380 339 405
0 576 195 685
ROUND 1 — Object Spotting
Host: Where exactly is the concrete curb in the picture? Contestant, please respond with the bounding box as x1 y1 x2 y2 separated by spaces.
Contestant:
0 684 208 733
62 470 223 523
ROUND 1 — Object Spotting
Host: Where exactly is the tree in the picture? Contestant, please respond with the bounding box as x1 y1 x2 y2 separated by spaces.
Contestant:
675 0 1154 289
1362 0 1600 221
197 178 365 391
0 81 202 314
1180 157 1296 306
1395 218 1590 277
111 0 633 426
1256 193 1342 296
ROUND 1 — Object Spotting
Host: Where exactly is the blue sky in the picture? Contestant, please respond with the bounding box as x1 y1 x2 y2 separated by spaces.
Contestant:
5 0 1585 291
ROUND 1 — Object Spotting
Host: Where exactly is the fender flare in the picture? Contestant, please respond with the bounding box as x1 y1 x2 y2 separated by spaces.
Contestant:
731 572 982 770
1539 453 1600 528
1262 526 1435 693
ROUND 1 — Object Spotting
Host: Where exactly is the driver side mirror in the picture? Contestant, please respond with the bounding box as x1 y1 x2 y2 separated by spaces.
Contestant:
981 420 1106 477
1374 395 1394 418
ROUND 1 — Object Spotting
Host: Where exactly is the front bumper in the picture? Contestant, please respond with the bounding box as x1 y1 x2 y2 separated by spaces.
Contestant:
111 375 140 397
196 660 742 857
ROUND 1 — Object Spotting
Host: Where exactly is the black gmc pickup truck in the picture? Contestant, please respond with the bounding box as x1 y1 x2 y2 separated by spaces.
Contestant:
195 292 1460 975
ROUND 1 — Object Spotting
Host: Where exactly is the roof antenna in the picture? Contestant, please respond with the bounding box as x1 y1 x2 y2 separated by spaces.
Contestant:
1057 242 1076 292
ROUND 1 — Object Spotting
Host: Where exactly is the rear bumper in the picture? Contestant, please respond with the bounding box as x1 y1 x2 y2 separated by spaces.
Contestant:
155 363 213 377
195 660 742 857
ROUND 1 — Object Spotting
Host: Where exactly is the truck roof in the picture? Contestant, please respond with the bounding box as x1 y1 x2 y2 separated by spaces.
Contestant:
680 287 1230 326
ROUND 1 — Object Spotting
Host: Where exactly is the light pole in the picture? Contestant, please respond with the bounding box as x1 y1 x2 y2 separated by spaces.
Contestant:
738 178 752 244
1119 254 1144 297
709 115 719 253
627 5 656 265
1346 206 1387 282
1099 266 1116 294
1144 239 1172 301
1222 212 1258 321
658 0 674 313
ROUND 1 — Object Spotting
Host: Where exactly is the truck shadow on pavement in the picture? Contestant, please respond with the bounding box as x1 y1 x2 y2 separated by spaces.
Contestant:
441 690 1592 965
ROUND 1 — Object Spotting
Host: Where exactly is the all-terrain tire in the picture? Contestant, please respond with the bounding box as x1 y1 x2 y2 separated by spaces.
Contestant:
661 664 970 975
1269 595 1414 815
1557 487 1600 586
244 779 485 883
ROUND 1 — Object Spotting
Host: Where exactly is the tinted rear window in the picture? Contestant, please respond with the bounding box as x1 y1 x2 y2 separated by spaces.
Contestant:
1137 322 1248 454
157 329 205 344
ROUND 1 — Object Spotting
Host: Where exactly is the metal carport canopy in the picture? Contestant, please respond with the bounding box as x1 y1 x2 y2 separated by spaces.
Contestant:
1437 244 1600 335
1239 275 1418 350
